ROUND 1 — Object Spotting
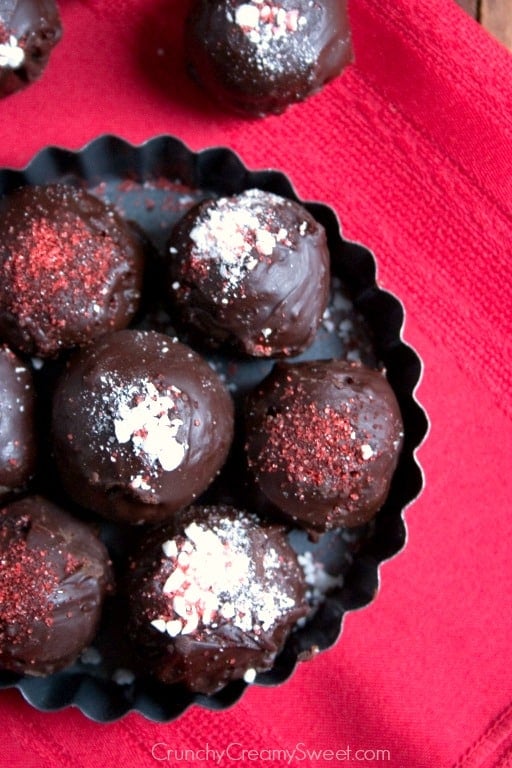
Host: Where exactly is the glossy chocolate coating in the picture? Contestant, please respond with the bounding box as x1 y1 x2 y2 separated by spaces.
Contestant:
0 495 113 676
185 0 352 116
167 189 330 357
0 184 145 357
0 0 62 98
0 344 36 498
126 504 308 693
245 361 404 530
52 330 235 524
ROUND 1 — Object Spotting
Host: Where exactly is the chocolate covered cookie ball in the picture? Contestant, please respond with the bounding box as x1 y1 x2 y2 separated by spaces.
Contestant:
168 189 330 357
126 504 308 693
52 330 235 524
0 344 37 499
0 0 62 98
185 0 352 116
0 495 113 676
245 361 404 531
0 184 145 357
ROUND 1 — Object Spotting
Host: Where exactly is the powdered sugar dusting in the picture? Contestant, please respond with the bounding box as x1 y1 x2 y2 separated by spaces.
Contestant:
149 514 296 638
233 2 306 44
229 1 311 75
113 380 185 472
298 551 344 607
187 189 292 297
91 373 189 491
0 35 25 69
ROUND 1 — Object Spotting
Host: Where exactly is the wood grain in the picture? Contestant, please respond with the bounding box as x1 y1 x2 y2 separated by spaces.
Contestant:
480 0 512 50
454 0 479 17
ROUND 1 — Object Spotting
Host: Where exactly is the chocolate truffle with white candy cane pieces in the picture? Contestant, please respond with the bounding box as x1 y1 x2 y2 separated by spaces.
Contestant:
51 330 234 525
0 0 62 98
185 0 352 116
125 504 308 693
167 188 330 357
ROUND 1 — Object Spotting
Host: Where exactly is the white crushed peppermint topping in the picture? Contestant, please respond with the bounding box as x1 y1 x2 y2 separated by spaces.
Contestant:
346 348 362 362
112 668 136 686
298 551 344 607
150 618 167 633
228 1 313 77
322 307 335 334
162 539 178 558
130 474 152 491
112 379 186 472
338 317 354 341
243 668 257 683
149 515 296 638
188 190 290 295
235 3 260 29
0 36 25 69
80 646 103 665
233 2 306 44
89 372 190 492
255 227 277 255
360 443 374 460
165 619 183 637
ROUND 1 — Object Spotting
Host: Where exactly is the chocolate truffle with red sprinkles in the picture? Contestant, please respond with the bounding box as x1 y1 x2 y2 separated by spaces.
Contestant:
0 343 37 499
167 188 330 357
51 330 235 525
125 504 308 694
0 0 62 98
0 495 113 676
185 0 352 116
0 183 145 357
245 360 404 531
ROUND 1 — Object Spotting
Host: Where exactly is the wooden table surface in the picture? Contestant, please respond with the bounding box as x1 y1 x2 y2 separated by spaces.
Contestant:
457 0 512 50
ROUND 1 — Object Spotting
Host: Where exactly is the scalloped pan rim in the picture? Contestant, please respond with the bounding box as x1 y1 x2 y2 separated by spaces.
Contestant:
0 134 429 723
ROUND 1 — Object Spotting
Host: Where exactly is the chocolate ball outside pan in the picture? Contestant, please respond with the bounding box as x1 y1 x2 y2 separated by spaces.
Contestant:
185 0 352 116
0 0 62 98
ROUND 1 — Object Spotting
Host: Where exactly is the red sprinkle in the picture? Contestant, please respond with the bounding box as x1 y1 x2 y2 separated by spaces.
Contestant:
0 22 10 45
0 535 60 644
3 216 120 333
257 397 369 500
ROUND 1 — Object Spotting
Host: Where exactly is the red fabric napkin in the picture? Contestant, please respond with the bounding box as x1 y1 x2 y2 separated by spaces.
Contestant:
1 1 511 766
